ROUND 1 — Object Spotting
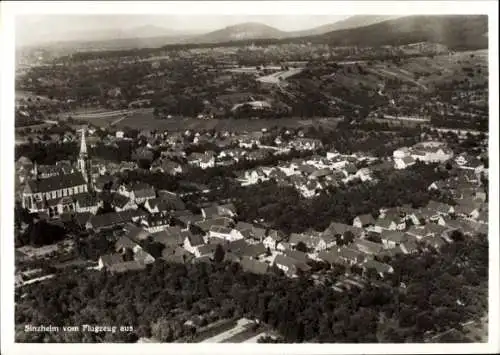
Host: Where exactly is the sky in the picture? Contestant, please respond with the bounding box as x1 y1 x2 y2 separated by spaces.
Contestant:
15 14 350 46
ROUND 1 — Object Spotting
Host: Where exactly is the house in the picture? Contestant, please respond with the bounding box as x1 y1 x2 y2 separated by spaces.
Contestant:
373 218 398 233
241 243 267 259
288 138 323 151
155 160 183 175
318 249 342 266
194 217 233 234
406 207 440 225
263 230 284 250
422 236 446 250
240 256 269 275
380 230 408 249
399 240 419 254
425 223 451 239
411 146 453 163
428 180 448 191
141 213 171 233
393 147 411 159
74 193 99 214
394 156 416 170
246 149 272 161
196 243 218 258
474 191 487 203
361 260 394 278
115 236 142 254
273 254 311 277
86 211 134 231
242 226 267 243
162 246 194 264
209 226 243 241
132 184 156 204
454 201 482 220
201 205 221 220
109 193 138 212
326 222 364 239
152 226 185 248
94 174 115 192
326 150 340 160
237 168 269 186
183 234 206 256
406 225 433 240
354 238 384 255
289 232 317 251
134 249 155 265
145 197 174 214
338 247 367 265
123 223 150 242
238 132 263 148
222 238 249 253
175 212 204 230
218 203 237 218
427 200 454 216
475 210 488 224
156 191 187 210
455 154 484 171
284 249 309 263
353 214 376 229
187 152 215 169
98 253 124 270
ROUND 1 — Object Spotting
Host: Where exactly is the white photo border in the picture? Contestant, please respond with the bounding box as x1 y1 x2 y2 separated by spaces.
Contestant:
1 1 499 354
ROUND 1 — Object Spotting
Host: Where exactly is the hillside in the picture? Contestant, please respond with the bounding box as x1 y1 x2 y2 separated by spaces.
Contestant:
291 15 401 37
313 15 488 50
184 22 288 44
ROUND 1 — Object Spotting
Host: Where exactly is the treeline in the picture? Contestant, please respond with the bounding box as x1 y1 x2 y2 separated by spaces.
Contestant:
15 234 488 343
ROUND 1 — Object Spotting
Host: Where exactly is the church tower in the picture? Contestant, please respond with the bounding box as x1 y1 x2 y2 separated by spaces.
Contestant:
77 128 92 189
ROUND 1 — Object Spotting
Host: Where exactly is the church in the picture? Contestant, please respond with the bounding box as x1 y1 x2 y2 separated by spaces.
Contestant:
21 129 98 218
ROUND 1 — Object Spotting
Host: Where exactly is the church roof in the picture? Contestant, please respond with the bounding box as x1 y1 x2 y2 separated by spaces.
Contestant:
27 172 86 194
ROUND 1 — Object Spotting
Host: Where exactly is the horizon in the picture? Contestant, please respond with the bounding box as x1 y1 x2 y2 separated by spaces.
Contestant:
15 14 354 47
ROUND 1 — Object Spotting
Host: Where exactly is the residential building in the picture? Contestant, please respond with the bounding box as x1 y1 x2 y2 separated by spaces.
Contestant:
209 226 244 241
361 259 394 278
380 230 408 249
141 213 171 233
183 234 206 256
353 214 376 229
394 156 416 170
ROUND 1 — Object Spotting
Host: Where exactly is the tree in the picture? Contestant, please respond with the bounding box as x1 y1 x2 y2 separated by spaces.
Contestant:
213 244 225 263
295 241 308 253
123 248 134 262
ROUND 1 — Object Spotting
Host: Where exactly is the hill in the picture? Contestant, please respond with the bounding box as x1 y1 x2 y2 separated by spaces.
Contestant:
313 15 488 50
187 22 288 44
291 15 401 37
155 15 487 51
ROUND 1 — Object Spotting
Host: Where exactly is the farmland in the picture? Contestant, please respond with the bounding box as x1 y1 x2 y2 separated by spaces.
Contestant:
69 107 342 132
256 67 304 84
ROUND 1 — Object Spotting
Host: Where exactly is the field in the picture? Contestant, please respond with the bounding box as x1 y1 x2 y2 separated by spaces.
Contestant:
314 50 488 93
256 68 304 84
69 107 341 132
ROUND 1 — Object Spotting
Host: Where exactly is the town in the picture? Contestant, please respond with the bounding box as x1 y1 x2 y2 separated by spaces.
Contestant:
13 14 489 345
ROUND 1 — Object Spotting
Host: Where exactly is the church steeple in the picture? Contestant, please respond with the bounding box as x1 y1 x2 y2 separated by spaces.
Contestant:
80 128 88 157
77 128 92 188
33 161 39 180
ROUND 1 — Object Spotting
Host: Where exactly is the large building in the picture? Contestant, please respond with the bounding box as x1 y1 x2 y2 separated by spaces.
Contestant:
21 129 94 218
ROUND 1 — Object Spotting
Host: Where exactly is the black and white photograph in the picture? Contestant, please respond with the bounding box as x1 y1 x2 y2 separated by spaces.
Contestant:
0 1 498 354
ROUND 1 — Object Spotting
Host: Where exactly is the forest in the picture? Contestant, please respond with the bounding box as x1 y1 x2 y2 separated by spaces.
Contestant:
15 233 488 343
